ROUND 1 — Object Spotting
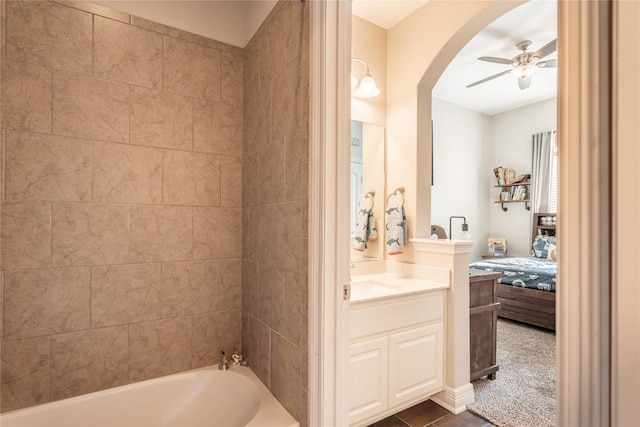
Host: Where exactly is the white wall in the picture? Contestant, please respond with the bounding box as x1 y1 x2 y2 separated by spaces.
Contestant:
488 97 557 256
431 98 490 262
352 16 387 127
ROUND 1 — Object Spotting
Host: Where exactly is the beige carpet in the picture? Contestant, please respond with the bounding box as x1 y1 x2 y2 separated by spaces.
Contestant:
467 319 556 427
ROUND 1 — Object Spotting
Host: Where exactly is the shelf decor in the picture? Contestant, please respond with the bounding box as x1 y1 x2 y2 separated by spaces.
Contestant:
493 167 531 211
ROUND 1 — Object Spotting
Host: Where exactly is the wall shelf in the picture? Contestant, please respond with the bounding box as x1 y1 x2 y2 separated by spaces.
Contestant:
495 180 530 211
494 200 530 212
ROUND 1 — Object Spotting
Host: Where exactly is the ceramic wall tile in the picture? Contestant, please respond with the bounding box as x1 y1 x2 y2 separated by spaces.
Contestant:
3 131 92 202
1 201 51 270
94 16 162 88
163 150 220 206
93 141 162 204
242 153 259 207
219 259 241 311
259 140 285 205
221 49 243 108
270 332 301 420
130 16 225 52
258 264 284 331
255 317 271 388
192 207 242 259
271 60 303 141
1 60 51 133
270 201 301 272
52 71 129 143
51 203 129 266
221 156 242 207
0 336 50 411
50 325 128 400
283 271 302 346
163 36 221 101
128 317 192 382
129 205 192 262
284 126 308 202
191 310 240 368
52 1 130 23
193 100 242 156
3 267 90 340
244 205 271 264
91 263 162 327
242 260 259 316
6 1 92 74
161 260 219 318
245 86 271 157
130 87 193 151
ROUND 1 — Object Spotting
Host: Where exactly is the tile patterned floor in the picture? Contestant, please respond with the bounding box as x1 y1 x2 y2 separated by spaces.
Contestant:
368 400 495 427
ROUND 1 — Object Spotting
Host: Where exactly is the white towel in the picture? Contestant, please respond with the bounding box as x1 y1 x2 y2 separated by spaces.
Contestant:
354 207 377 251
385 205 407 255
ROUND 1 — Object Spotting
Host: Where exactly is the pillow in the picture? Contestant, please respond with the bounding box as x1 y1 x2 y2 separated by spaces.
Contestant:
532 235 557 259
546 243 557 262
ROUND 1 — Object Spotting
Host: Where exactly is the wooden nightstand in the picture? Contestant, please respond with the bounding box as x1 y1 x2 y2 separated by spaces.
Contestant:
469 268 501 381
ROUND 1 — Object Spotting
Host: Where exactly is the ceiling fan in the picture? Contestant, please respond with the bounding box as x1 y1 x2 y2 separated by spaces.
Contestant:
467 39 557 90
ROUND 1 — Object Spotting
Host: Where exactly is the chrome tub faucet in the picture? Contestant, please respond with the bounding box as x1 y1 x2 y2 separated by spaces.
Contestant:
218 350 229 371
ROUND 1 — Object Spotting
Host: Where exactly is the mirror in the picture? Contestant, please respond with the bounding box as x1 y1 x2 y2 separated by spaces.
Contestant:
350 120 385 262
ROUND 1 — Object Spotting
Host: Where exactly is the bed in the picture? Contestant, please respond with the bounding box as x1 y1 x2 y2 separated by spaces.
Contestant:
470 213 557 331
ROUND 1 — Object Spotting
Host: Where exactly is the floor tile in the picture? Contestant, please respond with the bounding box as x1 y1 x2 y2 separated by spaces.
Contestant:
432 410 494 427
396 400 451 427
369 415 411 427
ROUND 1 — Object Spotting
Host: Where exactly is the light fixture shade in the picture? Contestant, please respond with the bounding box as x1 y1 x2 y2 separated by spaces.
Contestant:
354 74 380 99
517 75 533 90
351 74 358 90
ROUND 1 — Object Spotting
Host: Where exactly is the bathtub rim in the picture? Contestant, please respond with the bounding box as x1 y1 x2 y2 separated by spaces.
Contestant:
0 364 299 427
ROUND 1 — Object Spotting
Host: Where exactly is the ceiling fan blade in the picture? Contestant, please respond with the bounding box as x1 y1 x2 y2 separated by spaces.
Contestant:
533 39 557 59
478 56 513 65
518 75 533 90
537 59 557 68
466 70 512 88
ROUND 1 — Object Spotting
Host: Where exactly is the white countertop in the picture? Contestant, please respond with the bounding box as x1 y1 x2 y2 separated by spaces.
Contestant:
350 273 449 303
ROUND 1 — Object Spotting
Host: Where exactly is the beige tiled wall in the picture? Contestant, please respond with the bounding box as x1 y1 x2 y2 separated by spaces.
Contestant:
242 1 310 425
0 1 243 412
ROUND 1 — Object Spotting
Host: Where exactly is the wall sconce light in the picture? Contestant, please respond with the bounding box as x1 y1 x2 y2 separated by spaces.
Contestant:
351 58 381 99
449 216 471 241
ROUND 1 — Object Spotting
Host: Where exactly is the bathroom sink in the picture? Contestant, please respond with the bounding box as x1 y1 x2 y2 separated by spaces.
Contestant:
349 274 448 302
351 280 401 294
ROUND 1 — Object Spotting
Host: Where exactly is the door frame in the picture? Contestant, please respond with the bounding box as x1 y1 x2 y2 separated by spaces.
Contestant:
308 1 613 426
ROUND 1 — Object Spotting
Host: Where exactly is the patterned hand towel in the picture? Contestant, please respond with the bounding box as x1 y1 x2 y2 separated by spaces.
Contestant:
354 207 377 251
385 205 407 255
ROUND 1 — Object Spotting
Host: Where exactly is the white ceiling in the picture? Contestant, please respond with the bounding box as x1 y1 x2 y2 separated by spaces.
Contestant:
353 0 558 116
352 0 429 30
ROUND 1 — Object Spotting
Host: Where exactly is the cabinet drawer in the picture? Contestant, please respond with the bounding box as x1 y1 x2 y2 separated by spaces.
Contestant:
350 293 443 341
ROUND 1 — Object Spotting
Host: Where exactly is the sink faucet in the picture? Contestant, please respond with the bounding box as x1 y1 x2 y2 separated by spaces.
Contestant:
218 350 229 371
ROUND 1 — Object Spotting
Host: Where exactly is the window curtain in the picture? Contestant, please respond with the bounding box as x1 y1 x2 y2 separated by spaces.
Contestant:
531 131 557 213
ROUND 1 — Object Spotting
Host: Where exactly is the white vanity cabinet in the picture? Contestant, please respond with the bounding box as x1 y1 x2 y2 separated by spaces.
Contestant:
348 291 444 426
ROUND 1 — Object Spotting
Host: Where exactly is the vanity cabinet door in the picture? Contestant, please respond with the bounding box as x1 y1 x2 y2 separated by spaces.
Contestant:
387 323 443 408
348 336 389 425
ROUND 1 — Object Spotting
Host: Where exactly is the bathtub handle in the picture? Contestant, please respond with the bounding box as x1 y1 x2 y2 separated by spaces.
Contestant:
231 349 245 366
218 351 230 371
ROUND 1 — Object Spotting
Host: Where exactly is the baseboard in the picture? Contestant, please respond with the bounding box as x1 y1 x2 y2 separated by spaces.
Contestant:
430 383 475 414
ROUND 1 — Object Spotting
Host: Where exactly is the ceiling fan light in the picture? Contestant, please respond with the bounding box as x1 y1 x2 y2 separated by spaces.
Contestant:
518 75 533 90
512 63 538 79
355 74 380 99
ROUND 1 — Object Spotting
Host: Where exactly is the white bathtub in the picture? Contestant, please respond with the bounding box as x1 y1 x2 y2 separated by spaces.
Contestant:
0 365 299 427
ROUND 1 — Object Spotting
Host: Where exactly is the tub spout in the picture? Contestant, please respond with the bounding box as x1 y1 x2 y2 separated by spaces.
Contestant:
218 350 229 371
